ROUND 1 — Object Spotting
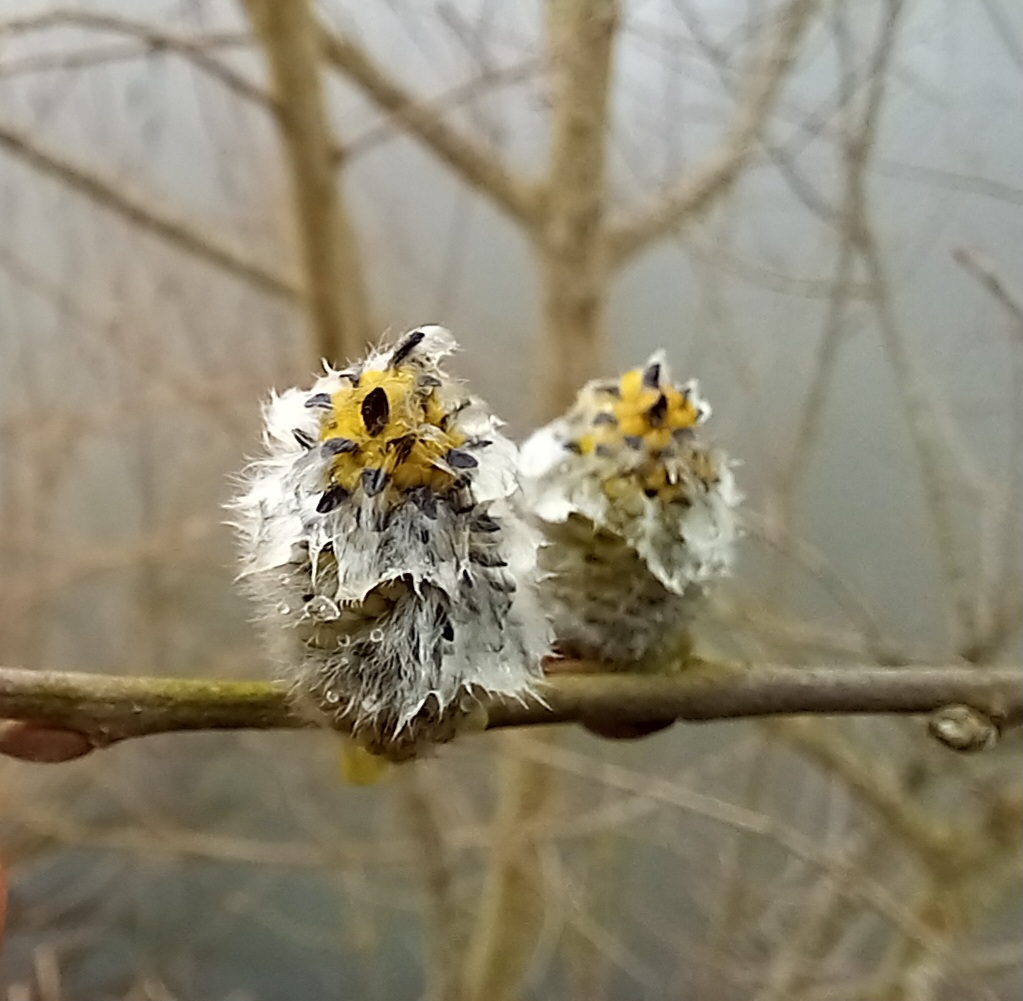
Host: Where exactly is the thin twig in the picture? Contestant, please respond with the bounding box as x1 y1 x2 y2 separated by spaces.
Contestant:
952 246 1023 342
0 11 270 112
606 0 820 265
317 18 542 228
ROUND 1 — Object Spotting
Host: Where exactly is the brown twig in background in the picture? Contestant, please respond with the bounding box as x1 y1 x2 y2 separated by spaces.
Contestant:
606 0 820 265
0 11 267 110
317 19 542 228
0 119 301 302
952 246 1023 341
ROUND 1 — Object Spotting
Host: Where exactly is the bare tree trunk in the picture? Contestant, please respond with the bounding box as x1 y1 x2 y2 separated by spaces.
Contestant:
464 5 621 999
535 0 620 417
463 737 556 1001
243 0 372 364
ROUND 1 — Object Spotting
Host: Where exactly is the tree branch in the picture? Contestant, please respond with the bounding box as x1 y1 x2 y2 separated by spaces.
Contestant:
0 119 301 302
316 19 542 229
606 0 819 266
0 10 270 112
0 663 1018 754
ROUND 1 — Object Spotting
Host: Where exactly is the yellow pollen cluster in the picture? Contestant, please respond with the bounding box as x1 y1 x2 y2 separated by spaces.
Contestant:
567 364 718 504
317 367 466 500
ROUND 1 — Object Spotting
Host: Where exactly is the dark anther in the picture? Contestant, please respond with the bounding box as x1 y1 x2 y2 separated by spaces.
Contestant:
361 467 388 497
672 426 694 441
643 486 660 499
387 435 416 462
316 484 350 513
695 404 708 422
361 387 390 436
647 393 668 427
642 361 662 388
467 438 493 449
471 513 501 533
594 380 621 397
624 435 643 449
411 487 438 519
563 440 583 455
440 618 455 642
593 412 617 426
418 526 431 544
302 593 315 602
293 428 316 449
470 550 508 568
491 573 517 594
305 393 333 409
594 444 615 458
322 437 358 456
389 328 427 367
446 449 478 469
420 374 443 388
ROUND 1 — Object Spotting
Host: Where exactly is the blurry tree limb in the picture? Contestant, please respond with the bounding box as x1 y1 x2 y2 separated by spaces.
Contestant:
317 19 542 228
462 734 554 1001
534 0 620 417
952 246 1023 341
0 119 301 302
396 767 464 1001
243 0 372 361
606 0 819 266
765 718 953 864
342 57 542 161
0 664 1018 754
467 4 621 994
0 11 267 110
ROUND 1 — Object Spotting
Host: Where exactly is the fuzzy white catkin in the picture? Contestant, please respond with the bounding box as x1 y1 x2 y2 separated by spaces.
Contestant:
229 326 549 759
519 351 741 666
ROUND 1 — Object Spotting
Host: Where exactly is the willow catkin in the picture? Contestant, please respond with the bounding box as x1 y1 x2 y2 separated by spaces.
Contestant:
230 326 549 760
518 351 741 668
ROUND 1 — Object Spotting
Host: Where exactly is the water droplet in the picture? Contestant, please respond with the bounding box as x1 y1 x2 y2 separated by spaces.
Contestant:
306 596 340 621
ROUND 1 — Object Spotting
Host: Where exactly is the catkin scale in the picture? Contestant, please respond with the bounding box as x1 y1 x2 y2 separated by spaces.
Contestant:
519 351 740 668
230 327 548 760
